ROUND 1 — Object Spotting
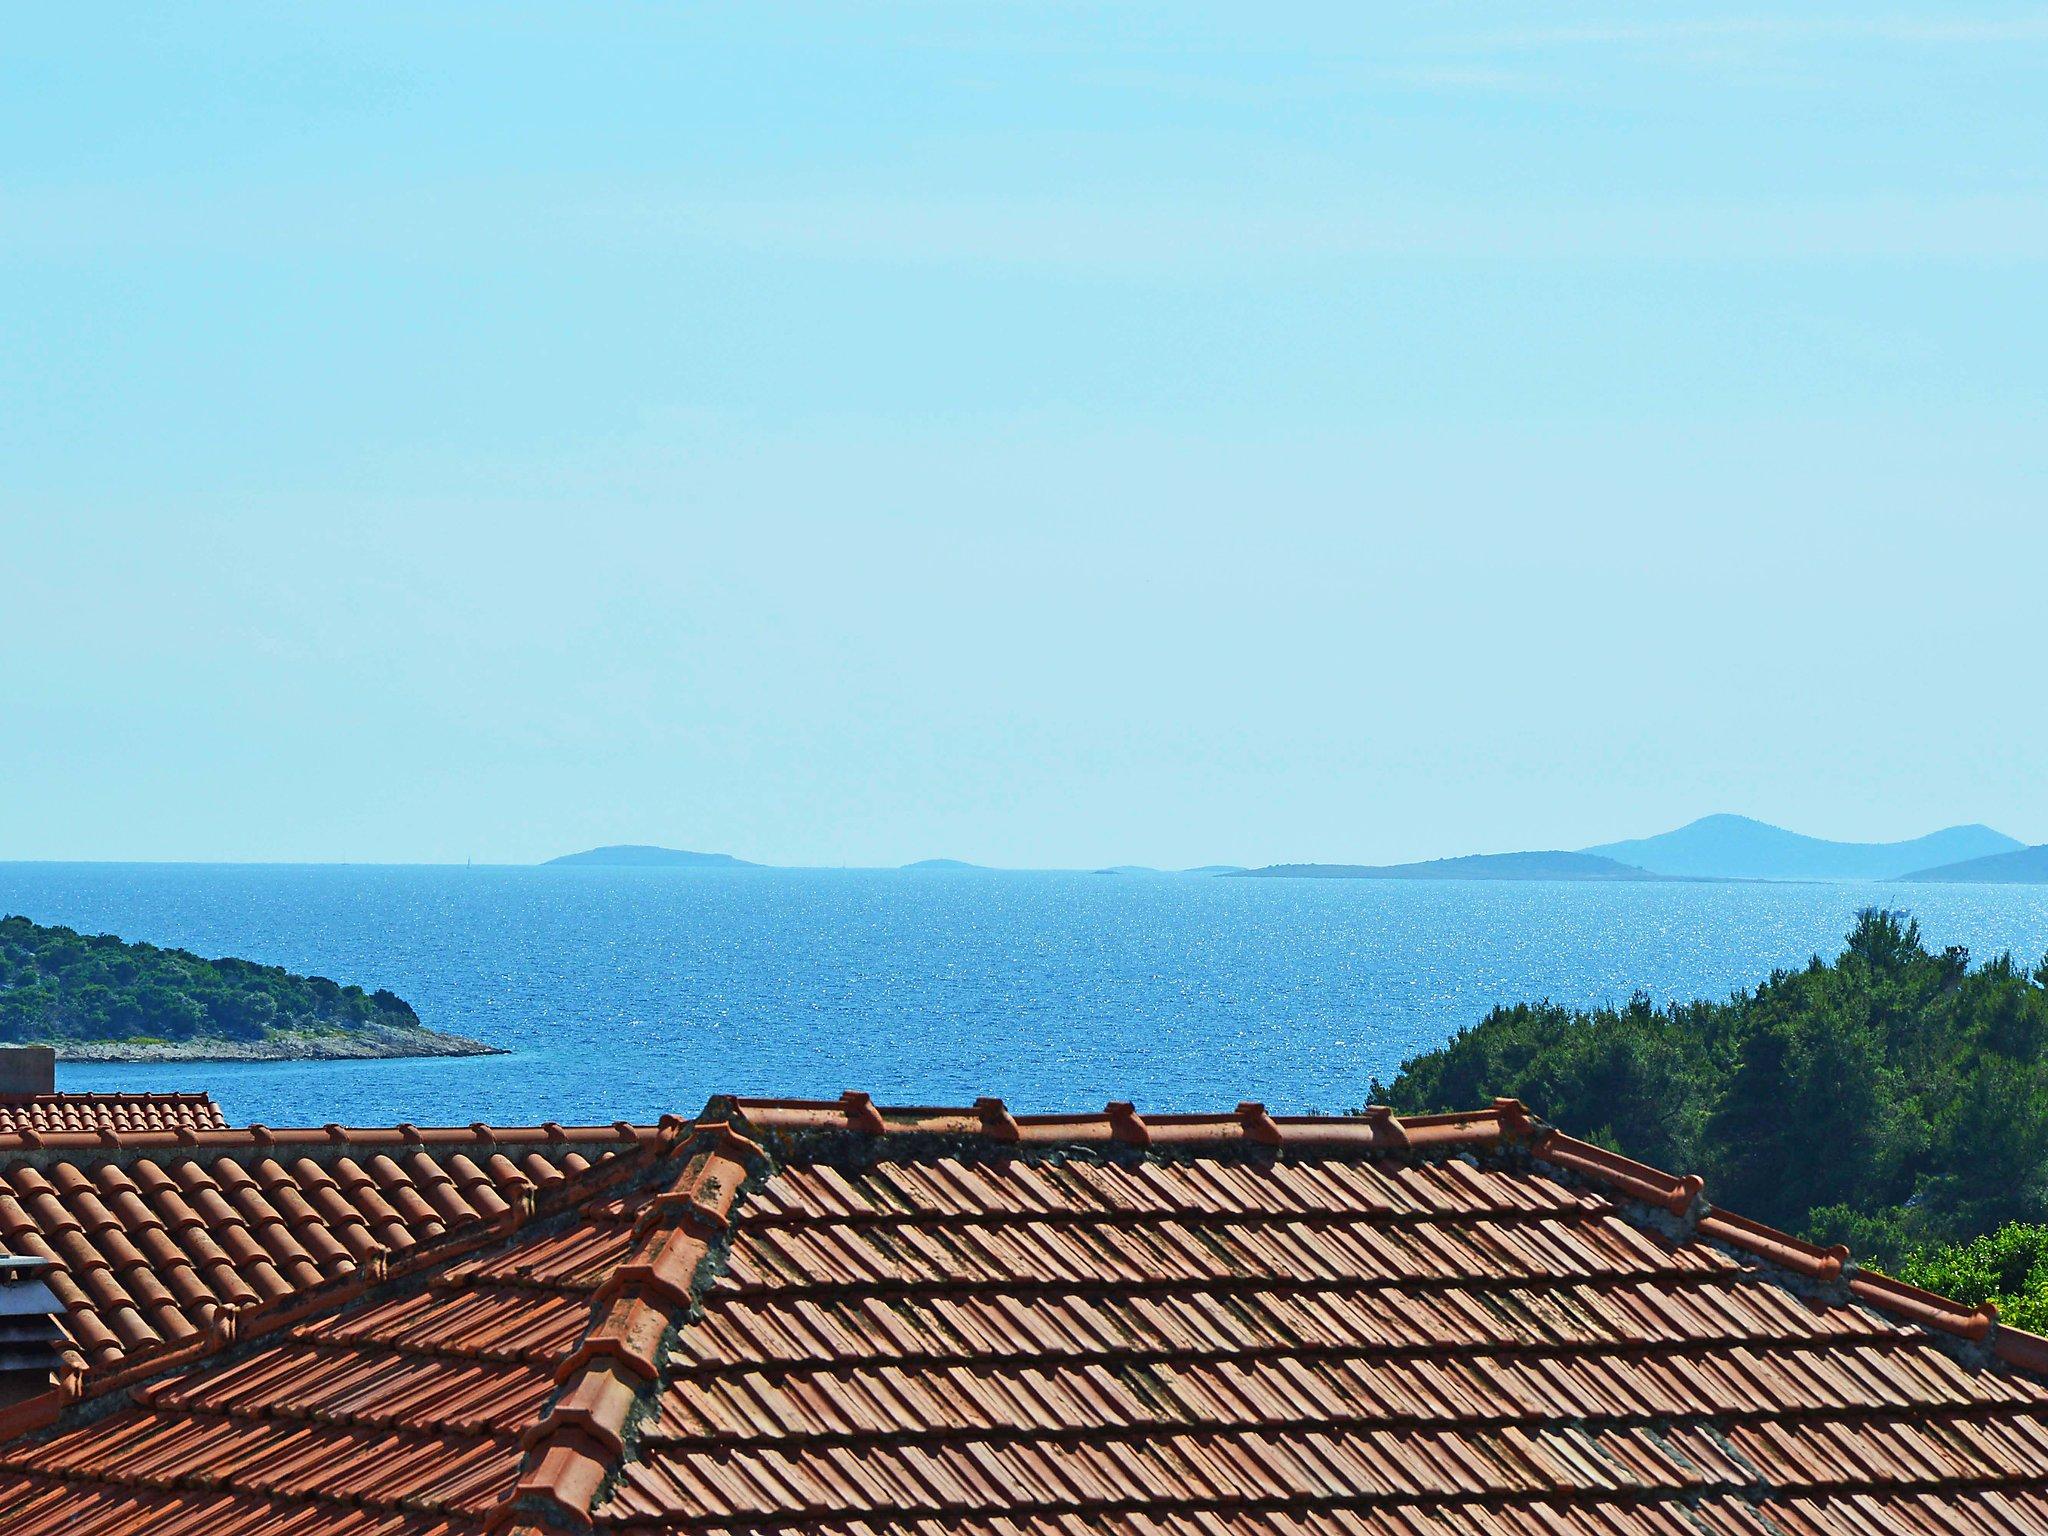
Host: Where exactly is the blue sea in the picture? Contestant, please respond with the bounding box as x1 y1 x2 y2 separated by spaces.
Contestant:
3 863 2046 1129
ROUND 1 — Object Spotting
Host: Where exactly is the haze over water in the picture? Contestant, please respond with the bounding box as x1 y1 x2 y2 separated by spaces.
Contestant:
6 863 2046 1129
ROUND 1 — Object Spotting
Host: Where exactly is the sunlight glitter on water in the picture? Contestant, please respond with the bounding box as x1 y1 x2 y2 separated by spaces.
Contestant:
6 863 2045 1127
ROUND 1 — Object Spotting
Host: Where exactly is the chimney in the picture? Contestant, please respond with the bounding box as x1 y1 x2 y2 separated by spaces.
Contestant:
0 1047 55 1097
0 1255 66 1409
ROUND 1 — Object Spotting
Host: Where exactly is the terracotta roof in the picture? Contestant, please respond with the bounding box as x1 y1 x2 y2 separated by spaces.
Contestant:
0 1092 227 1138
2 1094 2048 1535
0 1119 665 1384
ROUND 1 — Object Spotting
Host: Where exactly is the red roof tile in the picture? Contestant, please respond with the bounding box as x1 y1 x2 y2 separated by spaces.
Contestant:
0 1093 2046 1535
0 1119 665 1383
0 1092 226 1138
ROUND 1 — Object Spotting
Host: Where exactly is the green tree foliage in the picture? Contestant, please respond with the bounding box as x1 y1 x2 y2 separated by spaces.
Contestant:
1371 909 2048 1268
0 914 420 1046
1902 1224 2048 1333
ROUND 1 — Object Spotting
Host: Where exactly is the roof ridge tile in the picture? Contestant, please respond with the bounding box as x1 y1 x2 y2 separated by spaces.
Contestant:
497 1123 770 1532
1993 1323 2048 1376
1695 1209 1851 1283
718 1096 1538 1158
1527 1131 1705 1218
1848 1270 2000 1343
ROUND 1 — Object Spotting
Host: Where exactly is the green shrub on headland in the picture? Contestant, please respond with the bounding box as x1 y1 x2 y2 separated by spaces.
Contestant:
1372 908 2048 1271
0 913 420 1046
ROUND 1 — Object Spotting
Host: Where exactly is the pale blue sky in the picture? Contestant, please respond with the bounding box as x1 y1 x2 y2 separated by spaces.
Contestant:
4 5 2045 866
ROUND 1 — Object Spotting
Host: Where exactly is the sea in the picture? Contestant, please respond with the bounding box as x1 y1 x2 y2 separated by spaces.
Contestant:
4 863 2046 1130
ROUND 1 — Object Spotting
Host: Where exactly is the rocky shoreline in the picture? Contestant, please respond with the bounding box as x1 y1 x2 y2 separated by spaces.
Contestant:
45 1022 504 1063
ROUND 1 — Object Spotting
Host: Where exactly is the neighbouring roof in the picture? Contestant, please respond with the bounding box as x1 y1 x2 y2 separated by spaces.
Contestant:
1 1094 2048 1535
0 1092 227 1139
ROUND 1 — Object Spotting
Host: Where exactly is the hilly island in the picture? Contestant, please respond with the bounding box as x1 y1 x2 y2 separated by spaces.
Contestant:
545 844 756 867
1586 813 2020 881
0 914 495 1061
1238 815 2032 883
544 816 2043 883
1901 844 2048 883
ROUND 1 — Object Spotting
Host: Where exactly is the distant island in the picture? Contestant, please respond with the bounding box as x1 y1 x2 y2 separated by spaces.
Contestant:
546 845 756 868
1235 818 2026 884
0 915 496 1062
1900 844 2048 884
1583 813 2020 881
535 816 2035 882
1236 852 1671 882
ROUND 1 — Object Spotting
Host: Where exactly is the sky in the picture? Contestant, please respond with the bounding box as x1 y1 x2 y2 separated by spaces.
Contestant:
3 4 2045 868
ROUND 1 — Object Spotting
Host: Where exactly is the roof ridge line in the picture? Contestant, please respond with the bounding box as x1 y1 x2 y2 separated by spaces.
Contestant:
721 1093 1524 1153
0 1091 216 1102
1526 1128 1705 1217
492 1120 769 1533
1526 1116 2036 1366
0 1118 664 1158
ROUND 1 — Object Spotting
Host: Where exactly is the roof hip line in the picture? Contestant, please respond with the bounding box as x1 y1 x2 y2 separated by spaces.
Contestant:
493 1119 770 1534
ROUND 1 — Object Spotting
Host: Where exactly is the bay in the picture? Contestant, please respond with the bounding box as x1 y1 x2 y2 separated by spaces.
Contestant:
3 862 2046 1128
